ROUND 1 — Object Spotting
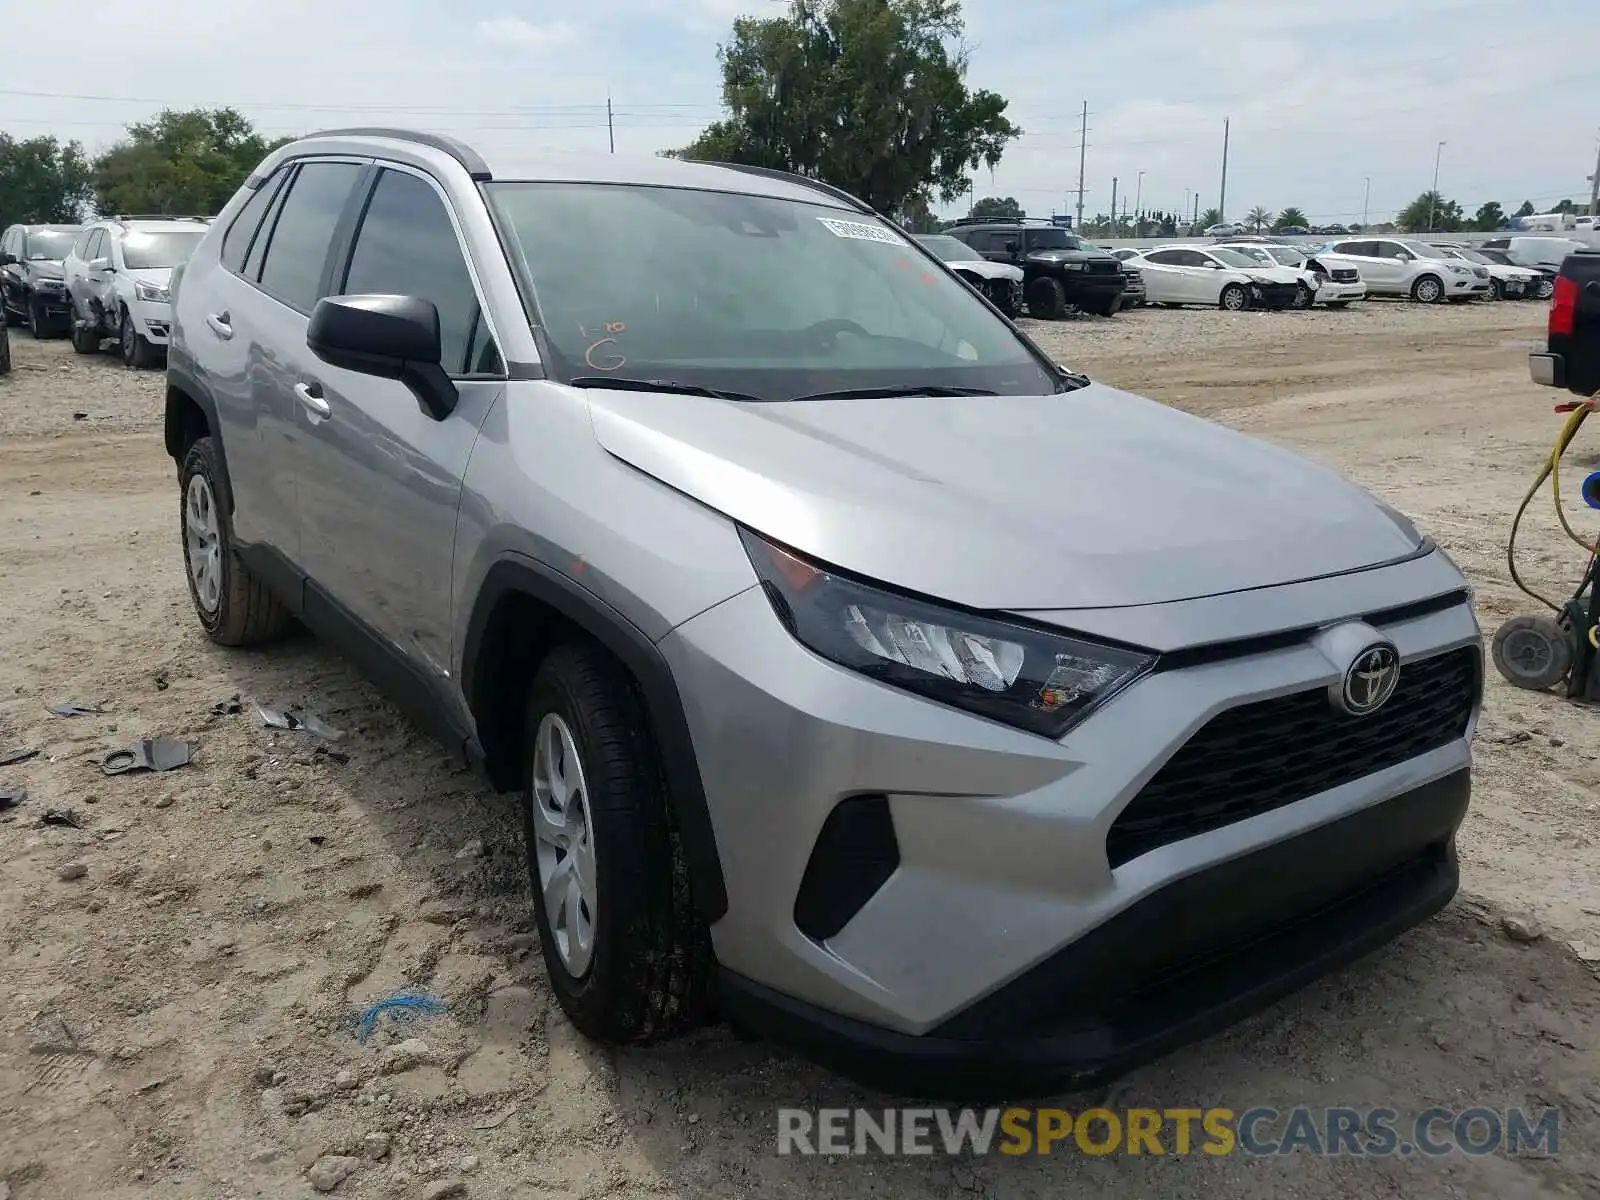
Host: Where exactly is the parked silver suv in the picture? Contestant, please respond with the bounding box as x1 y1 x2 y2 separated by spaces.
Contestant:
166 129 1483 1098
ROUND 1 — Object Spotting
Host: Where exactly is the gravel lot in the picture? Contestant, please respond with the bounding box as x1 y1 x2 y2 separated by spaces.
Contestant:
3 301 1600 1200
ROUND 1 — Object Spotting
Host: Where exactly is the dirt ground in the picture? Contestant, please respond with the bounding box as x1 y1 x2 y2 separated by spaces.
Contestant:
3 300 1599 1200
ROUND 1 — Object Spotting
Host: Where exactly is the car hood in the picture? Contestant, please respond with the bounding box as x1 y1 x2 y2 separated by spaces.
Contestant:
1239 264 1304 285
949 259 1024 282
126 266 173 287
1026 250 1120 268
26 260 65 280
583 383 1422 610
1484 263 1538 280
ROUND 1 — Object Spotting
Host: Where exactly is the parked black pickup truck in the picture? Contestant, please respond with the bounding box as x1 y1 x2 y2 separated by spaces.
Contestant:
945 221 1127 319
1529 249 1600 396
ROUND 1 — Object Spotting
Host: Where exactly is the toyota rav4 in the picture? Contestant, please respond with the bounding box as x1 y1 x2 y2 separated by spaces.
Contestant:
165 129 1483 1099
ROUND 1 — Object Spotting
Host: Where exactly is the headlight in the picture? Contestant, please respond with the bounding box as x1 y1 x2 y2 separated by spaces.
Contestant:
741 530 1155 738
1060 261 1087 272
1446 264 1469 275
134 280 170 303
35 278 63 291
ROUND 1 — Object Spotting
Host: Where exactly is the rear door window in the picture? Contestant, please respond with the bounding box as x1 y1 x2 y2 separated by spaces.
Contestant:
221 168 290 275
254 161 363 312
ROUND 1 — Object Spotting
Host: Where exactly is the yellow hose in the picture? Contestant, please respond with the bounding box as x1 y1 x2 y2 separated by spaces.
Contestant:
1548 401 1600 554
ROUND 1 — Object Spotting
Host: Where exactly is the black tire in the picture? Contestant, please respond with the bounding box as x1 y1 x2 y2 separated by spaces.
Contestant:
521 641 712 1044
0 327 10 376
1410 274 1444 304
71 318 100 355
1491 615 1572 691
121 311 158 368
178 437 292 646
27 298 48 339
1219 282 1249 311
1026 276 1067 320
1489 279 1505 301
1291 282 1314 309
1084 295 1121 317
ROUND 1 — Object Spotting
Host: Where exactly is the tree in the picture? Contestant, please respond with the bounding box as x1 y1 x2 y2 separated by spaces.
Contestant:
970 195 1023 221
1396 190 1463 232
1554 198 1576 214
1273 206 1309 231
0 134 93 224
1473 201 1506 232
1246 205 1273 232
1155 211 1178 237
92 108 291 216
1514 200 1536 218
1199 207 1222 229
670 0 1020 215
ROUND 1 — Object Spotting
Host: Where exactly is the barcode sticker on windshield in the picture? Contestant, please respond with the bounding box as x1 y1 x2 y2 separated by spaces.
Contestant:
817 217 906 246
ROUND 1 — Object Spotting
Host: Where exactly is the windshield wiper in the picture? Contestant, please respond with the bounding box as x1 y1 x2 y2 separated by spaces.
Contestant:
788 384 1000 402
566 375 768 404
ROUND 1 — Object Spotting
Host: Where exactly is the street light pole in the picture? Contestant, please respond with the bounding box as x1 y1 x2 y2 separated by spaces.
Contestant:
1363 176 1371 228
1428 141 1445 232
1135 170 1145 236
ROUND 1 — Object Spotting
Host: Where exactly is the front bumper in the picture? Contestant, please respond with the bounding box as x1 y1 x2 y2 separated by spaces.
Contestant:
1314 280 1366 304
29 284 71 322
1250 280 1300 309
1445 274 1490 296
720 768 1467 1100
663 555 1481 1094
130 298 174 345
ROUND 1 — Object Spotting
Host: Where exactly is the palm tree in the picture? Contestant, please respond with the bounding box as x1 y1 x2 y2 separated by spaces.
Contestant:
1246 205 1273 232
1273 206 1310 231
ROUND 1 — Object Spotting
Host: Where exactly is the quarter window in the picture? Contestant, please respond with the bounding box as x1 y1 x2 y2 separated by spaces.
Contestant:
255 161 363 312
221 168 289 275
340 168 499 376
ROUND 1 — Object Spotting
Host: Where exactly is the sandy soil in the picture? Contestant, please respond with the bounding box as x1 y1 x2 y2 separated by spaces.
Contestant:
2 301 1599 1200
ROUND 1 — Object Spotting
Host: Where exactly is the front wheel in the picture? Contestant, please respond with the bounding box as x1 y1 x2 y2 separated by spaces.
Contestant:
71 317 100 355
179 437 291 646
1219 282 1249 311
521 641 712 1044
1490 279 1505 301
121 311 159 368
1025 276 1068 320
1291 282 1315 309
1411 274 1444 304
27 298 49 339
1535 276 1555 301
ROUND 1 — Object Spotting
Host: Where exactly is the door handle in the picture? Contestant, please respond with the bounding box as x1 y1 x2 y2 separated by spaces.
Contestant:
294 382 331 419
205 312 233 340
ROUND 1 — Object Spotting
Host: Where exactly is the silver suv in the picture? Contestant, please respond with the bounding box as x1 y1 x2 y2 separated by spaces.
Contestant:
166 129 1483 1098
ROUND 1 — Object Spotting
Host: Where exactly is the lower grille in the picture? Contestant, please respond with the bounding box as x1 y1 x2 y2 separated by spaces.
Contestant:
1106 646 1479 867
1088 261 1122 275
1331 268 1359 283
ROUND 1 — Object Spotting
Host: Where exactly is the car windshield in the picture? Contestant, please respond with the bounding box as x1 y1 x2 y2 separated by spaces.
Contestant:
486 182 1056 401
918 235 981 263
119 230 205 270
1400 241 1452 260
1265 246 1306 266
24 230 76 260
1025 228 1083 250
1209 248 1263 268
1227 246 1273 264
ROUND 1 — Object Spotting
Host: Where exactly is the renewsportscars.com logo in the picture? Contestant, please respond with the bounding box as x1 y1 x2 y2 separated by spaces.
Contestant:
776 1106 1561 1158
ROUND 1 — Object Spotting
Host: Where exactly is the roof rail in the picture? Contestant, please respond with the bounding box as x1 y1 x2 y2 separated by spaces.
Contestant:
699 161 875 216
301 128 493 181
112 214 213 223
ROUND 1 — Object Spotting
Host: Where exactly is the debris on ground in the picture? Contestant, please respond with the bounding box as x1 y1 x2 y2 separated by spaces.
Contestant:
153 669 170 691
256 702 343 740
1502 914 1545 943
306 1154 361 1193
41 808 82 828
56 862 87 881
455 838 486 861
0 747 39 766
1494 730 1534 745
100 737 194 776
362 1131 392 1160
0 787 25 810
472 1105 516 1131
355 994 447 1041
313 744 351 766
46 699 104 717
211 694 243 716
377 1036 434 1074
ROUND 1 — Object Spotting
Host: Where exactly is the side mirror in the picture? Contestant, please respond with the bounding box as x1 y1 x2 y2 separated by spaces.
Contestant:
306 294 457 421
0 253 14 266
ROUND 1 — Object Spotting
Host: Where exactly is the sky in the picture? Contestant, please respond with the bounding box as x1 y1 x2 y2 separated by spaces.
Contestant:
5 0 1599 226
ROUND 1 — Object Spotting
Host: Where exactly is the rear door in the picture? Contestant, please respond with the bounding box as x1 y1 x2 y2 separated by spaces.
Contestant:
292 164 507 687
83 230 114 314
1 228 22 314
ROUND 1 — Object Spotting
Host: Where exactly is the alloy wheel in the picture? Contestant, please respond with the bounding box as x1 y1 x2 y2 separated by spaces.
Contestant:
530 713 598 976
183 474 223 614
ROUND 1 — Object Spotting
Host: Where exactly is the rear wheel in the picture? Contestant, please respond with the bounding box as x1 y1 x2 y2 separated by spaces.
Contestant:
1291 282 1314 309
1219 282 1249 311
71 318 100 355
179 437 291 646
1026 276 1067 320
1535 275 1555 301
1411 274 1444 304
521 641 712 1043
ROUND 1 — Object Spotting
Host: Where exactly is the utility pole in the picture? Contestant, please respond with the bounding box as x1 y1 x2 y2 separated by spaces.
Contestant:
607 92 615 154
1134 170 1145 236
1363 176 1371 228
1428 140 1444 231
1193 192 1200 230
1218 117 1230 222
1588 134 1600 217
1075 100 1088 229
1110 176 1118 235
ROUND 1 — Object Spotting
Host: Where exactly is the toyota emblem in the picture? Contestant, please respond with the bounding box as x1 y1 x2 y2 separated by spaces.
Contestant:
1336 643 1400 716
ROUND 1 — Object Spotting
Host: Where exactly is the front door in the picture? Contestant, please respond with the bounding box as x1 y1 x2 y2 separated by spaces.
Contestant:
291 165 506 686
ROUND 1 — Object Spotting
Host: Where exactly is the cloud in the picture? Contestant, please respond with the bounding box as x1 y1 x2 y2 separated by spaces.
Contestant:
475 16 583 54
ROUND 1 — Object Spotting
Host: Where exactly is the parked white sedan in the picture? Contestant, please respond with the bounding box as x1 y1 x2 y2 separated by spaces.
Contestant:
1216 241 1366 308
1131 245 1303 310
